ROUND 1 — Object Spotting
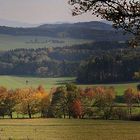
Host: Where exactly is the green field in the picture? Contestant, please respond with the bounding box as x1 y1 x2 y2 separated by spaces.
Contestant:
0 119 139 140
0 75 138 95
0 34 92 51
0 76 75 90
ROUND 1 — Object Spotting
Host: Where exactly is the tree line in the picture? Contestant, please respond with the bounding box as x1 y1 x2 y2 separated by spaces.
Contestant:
0 41 125 77
0 42 140 84
0 83 140 120
77 48 140 83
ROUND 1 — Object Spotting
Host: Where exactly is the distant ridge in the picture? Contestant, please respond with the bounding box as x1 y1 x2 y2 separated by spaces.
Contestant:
38 21 114 31
0 18 37 27
0 21 130 41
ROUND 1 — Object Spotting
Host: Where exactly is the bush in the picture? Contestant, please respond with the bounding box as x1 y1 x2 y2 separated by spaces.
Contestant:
137 84 140 91
129 114 140 121
112 107 128 120
83 108 95 119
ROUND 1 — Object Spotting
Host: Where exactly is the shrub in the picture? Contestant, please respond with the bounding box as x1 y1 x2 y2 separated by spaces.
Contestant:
112 107 128 120
129 114 140 121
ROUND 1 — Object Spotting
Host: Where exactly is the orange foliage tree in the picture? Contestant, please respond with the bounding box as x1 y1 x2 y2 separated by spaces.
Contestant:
0 87 16 118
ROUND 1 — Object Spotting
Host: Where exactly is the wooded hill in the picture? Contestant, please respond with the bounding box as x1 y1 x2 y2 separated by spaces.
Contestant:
0 21 131 41
0 21 137 83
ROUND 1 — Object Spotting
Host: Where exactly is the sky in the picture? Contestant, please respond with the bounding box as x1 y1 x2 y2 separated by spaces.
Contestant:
0 0 99 24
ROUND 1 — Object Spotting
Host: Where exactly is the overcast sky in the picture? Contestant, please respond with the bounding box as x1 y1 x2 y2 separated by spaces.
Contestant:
0 0 99 24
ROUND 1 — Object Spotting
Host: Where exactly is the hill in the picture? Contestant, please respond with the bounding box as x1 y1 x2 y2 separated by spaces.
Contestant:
0 21 131 41
38 21 114 30
0 18 36 27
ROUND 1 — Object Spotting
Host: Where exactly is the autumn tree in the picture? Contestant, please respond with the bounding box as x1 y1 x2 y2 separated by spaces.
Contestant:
124 87 136 115
15 88 40 118
79 87 95 118
135 92 140 107
69 0 140 46
0 87 16 118
0 86 8 118
94 86 116 119
36 85 51 118
71 99 83 118
4 90 16 119
134 85 140 107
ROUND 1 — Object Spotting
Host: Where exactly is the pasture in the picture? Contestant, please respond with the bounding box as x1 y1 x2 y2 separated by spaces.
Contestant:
0 119 139 140
0 75 138 95
0 34 92 51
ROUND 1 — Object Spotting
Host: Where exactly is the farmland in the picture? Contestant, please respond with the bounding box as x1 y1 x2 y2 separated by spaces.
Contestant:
0 119 139 140
0 75 138 95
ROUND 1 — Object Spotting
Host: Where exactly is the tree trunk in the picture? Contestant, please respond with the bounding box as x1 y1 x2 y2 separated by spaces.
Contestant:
28 112 32 119
10 112 13 119
130 107 132 116
68 111 71 119
27 104 32 119
63 109 66 119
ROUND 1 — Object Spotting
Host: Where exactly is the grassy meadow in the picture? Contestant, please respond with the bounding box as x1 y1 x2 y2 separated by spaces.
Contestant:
0 75 138 95
0 34 92 51
0 119 139 140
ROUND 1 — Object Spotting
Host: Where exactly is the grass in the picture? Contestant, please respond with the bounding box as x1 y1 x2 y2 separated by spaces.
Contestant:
0 75 138 95
0 75 75 90
0 34 92 50
0 119 139 140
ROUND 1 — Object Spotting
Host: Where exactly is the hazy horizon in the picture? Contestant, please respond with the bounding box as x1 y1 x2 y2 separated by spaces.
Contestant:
0 0 100 26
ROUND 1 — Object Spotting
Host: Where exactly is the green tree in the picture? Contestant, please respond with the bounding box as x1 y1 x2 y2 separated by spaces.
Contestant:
49 83 80 119
66 83 80 118
48 86 68 118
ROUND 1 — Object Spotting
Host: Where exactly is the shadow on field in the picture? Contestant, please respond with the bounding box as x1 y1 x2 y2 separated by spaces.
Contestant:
55 79 76 85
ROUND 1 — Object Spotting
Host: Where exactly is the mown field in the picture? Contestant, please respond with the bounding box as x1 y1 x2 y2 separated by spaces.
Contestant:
0 119 139 140
0 34 92 50
0 75 139 95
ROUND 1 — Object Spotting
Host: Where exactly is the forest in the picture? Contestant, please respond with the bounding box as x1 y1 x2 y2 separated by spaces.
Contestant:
0 41 139 83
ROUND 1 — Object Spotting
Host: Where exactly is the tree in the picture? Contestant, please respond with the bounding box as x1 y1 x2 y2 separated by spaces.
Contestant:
69 0 140 46
36 85 51 118
66 83 80 119
36 67 48 77
79 87 95 118
71 99 83 118
124 87 136 115
48 83 80 119
4 90 16 119
15 88 40 118
0 87 16 118
135 92 140 107
137 84 140 91
48 86 68 118
94 86 116 119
